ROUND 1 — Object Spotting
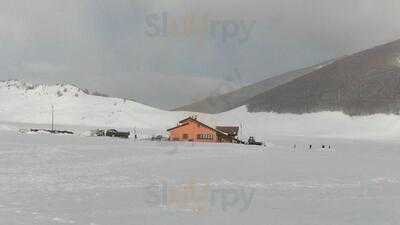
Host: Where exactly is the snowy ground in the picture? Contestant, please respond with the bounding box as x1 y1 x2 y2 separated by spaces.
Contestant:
1 123 400 225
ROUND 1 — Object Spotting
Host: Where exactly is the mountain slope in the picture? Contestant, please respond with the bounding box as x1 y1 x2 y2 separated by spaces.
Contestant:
247 39 400 116
174 60 335 114
1 80 400 139
0 80 182 129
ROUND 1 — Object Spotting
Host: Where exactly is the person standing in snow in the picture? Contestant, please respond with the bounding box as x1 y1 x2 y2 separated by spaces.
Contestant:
305 144 312 152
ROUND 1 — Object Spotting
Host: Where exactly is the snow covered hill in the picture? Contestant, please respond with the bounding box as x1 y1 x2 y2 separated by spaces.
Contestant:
1 80 400 140
0 80 184 130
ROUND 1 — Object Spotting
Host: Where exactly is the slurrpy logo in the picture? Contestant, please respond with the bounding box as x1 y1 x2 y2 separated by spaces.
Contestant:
145 177 255 214
144 11 256 44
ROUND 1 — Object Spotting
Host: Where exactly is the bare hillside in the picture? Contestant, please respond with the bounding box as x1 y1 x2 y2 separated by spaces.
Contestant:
247 39 400 116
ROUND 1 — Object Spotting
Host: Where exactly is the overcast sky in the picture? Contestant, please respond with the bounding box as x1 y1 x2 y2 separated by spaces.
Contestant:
1 0 400 109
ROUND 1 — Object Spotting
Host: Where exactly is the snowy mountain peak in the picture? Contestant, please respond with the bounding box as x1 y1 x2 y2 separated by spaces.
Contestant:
0 80 89 98
0 79 183 129
0 79 35 90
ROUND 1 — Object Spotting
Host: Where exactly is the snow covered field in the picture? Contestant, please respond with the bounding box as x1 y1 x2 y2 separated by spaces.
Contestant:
1 124 400 225
2 80 400 224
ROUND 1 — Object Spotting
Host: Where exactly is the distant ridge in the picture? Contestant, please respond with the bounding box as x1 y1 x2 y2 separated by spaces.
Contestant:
174 59 336 114
247 38 400 116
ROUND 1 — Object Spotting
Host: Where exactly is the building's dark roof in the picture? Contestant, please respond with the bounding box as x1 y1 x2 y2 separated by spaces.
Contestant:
216 126 239 136
166 122 189 132
179 116 198 124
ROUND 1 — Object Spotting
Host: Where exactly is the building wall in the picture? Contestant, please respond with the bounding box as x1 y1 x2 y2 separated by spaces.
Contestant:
169 121 218 142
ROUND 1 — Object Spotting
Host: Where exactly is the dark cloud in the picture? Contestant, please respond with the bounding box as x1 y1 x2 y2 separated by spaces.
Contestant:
1 0 400 109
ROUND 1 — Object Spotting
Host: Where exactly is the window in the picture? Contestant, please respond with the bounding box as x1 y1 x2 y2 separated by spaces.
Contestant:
197 134 213 140
182 134 189 139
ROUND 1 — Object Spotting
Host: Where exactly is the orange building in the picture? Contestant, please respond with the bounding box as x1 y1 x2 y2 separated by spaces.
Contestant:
167 117 239 143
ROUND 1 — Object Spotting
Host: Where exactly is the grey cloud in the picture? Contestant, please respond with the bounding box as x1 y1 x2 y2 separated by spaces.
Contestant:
0 0 400 109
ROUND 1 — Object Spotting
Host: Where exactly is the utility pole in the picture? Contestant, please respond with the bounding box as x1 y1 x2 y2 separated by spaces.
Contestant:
240 122 244 140
51 105 54 132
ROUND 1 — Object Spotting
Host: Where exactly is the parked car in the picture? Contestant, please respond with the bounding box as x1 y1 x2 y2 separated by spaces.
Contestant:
247 136 264 146
151 135 168 141
93 129 130 138
105 129 130 138
94 129 105 136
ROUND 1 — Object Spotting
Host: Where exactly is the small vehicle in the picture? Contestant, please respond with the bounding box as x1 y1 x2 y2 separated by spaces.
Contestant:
94 129 105 136
151 135 168 141
106 129 130 138
94 129 130 138
247 136 264 146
